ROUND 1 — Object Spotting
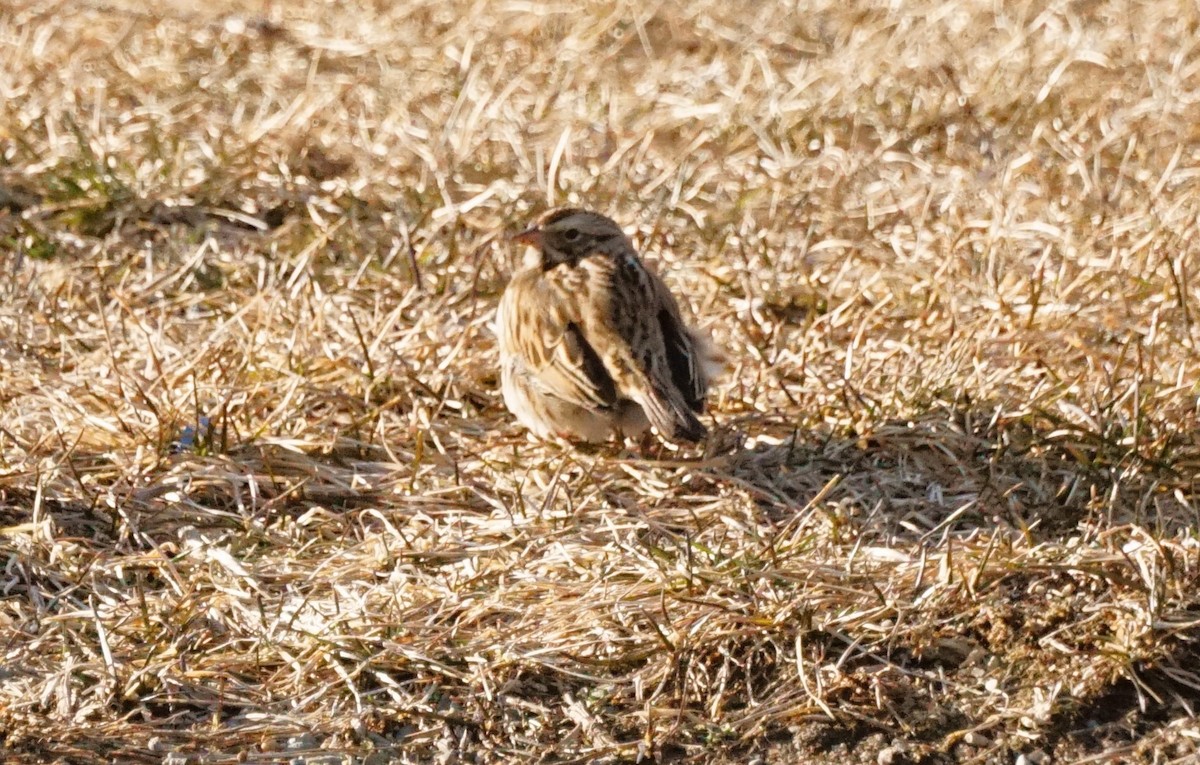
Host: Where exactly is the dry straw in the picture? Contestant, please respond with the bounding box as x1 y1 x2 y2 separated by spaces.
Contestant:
1 0 1199 763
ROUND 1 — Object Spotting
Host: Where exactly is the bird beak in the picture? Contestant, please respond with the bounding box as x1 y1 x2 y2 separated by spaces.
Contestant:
512 226 542 247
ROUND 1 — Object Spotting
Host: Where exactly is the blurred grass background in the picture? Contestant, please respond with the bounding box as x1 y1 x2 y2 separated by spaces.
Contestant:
2 1 1199 762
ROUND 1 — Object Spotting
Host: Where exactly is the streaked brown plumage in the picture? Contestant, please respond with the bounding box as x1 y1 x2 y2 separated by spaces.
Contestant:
496 208 720 444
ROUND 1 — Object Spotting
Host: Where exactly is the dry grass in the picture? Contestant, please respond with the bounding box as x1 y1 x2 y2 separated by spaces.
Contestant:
2 0 1200 762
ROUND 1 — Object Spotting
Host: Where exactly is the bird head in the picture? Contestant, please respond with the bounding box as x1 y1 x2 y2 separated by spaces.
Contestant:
513 208 627 268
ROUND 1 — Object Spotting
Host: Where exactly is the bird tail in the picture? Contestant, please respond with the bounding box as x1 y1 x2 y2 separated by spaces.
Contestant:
637 386 707 443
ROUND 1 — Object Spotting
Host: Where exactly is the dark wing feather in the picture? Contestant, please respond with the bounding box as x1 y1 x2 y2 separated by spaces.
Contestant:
564 321 617 404
643 266 707 412
658 308 705 412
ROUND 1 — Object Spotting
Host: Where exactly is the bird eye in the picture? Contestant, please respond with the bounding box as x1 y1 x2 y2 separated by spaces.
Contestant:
563 229 580 241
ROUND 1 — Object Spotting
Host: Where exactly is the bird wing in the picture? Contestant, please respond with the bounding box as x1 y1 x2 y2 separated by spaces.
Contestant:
572 253 708 442
643 264 709 412
498 269 618 409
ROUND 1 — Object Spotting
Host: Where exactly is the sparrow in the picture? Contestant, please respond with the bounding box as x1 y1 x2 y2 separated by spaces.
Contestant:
496 208 720 444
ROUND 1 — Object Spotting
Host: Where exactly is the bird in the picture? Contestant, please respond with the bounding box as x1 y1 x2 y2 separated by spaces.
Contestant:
495 207 720 445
